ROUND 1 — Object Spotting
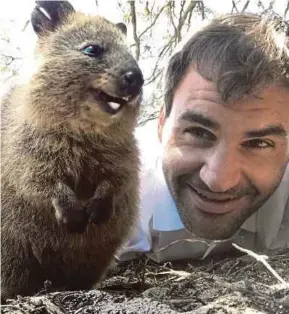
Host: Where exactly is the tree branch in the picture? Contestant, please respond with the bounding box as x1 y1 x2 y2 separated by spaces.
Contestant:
258 1 265 11
175 0 186 42
144 36 174 85
285 0 289 18
145 69 162 86
0 54 21 67
232 0 239 13
198 1 205 20
232 244 288 285
187 6 193 31
178 0 186 28
22 20 30 32
129 1 140 61
139 3 168 39
241 0 250 12
175 0 198 43
168 2 178 38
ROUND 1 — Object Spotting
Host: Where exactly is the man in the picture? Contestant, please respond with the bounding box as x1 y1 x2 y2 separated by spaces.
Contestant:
120 13 289 263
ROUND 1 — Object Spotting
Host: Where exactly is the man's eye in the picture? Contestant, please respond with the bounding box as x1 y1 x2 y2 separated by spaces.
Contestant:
184 127 216 141
81 45 104 57
243 139 275 149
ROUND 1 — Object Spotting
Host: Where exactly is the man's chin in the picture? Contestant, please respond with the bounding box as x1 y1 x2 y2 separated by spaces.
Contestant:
173 187 252 239
189 228 238 241
177 209 243 241
184 225 239 241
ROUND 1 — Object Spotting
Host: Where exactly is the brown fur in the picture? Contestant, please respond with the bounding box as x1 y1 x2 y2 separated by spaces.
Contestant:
1 3 143 300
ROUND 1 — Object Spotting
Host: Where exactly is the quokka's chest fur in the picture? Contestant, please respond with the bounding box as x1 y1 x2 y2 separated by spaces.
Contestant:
14 125 136 202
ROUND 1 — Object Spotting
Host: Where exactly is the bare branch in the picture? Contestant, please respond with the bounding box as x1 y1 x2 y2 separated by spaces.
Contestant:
171 1 178 19
198 1 205 20
179 1 199 29
145 1 150 15
149 0 156 16
175 0 198 43
232 0 239 13
175 0 186 42
22 20 30 32
158 36 175 59
139 3 168 39
241 0 250 12
0 54 21 67
178 0 186 27
168 2 178 37
129 1 140 61
258 1 265 11
187 6 193 31
138 111 159 126
145 69 162 86
258 0 276 15
284 0 289 18
144 37 174 85
143 2 198 87
232 244 288 285
267 0 275 12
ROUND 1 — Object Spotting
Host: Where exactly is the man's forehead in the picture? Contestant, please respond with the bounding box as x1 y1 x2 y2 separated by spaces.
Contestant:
174 68 289 113
173 69 220 106
229 85 289 115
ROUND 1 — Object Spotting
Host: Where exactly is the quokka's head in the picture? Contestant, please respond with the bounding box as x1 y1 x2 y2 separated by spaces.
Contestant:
29 1 144 132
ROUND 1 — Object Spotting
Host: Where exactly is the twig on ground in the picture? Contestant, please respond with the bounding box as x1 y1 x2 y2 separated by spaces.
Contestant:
213 277 270 300
232 243 288 285
154 269 191 281
30 296 65 314
226 261 256 277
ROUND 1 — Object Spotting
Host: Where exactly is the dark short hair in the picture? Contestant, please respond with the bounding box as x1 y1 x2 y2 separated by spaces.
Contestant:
164 13 289 117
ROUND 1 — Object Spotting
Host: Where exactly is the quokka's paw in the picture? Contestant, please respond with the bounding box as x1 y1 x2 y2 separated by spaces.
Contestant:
52 182 88 233
85 196 114 224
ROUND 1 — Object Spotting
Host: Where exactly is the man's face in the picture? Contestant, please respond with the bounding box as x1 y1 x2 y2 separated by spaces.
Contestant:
159 69 289 240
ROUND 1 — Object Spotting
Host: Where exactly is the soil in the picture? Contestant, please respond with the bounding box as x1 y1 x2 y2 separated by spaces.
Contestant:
1 248 289 314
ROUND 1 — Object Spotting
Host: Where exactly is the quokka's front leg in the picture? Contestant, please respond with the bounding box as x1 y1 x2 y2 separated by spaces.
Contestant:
52 182 88 233
85 181 115 224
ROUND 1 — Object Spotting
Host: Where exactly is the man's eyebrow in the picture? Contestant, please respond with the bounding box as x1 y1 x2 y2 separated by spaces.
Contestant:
180 111 220 130
245 125 287 138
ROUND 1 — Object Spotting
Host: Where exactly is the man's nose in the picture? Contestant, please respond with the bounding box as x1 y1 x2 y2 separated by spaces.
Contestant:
199 146 242 193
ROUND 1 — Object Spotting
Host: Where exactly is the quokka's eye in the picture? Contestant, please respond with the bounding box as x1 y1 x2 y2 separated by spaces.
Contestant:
81 45 104 57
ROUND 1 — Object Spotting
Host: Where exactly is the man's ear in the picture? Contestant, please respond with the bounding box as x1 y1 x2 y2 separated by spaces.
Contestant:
115 22 127 36
31 1 75 36
158 106 166 142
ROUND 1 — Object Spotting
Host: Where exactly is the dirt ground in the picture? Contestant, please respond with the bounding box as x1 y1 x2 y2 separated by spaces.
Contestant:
1 248 289 314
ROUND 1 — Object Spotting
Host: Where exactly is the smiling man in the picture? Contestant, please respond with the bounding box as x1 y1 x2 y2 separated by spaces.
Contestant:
120 13 289 262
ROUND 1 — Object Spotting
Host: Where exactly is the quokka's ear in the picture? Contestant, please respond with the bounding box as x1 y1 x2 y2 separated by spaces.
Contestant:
115 22 127 36
31 1 75 36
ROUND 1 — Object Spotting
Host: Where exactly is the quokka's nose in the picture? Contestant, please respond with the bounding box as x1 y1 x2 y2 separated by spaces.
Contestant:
120 68 144 96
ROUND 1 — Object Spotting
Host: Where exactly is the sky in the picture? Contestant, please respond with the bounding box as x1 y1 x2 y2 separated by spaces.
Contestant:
1 0 288 86
1 1 288 48
0 0 288 21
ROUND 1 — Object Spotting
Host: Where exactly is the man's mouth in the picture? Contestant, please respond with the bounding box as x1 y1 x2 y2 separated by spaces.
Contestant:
91 89 137 115
192 185 238 201
187 183 248 214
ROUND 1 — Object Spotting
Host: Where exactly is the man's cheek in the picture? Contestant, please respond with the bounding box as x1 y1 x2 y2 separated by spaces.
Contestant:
256 163 286 188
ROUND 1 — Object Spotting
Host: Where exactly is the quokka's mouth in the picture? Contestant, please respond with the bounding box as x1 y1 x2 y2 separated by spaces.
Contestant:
91 89 134 115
